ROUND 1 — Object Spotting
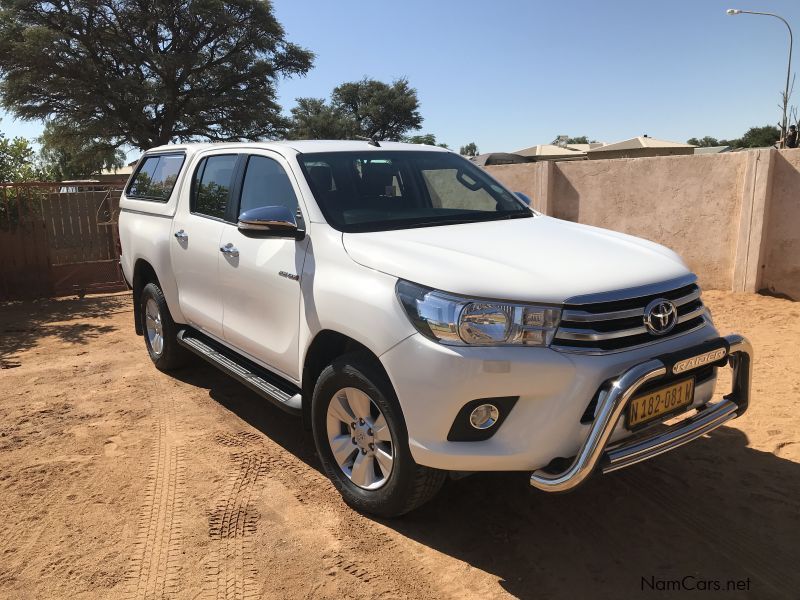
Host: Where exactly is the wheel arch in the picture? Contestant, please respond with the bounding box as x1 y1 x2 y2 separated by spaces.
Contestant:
301 330 394 429
132 259 161 335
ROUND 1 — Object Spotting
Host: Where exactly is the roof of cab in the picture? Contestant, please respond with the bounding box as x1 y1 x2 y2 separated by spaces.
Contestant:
144 140 452 155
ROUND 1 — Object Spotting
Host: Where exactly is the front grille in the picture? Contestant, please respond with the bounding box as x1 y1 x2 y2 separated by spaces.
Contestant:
553 281 708 354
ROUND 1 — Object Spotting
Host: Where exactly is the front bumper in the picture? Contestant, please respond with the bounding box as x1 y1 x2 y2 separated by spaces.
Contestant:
380 324 724 471
530 334 752 491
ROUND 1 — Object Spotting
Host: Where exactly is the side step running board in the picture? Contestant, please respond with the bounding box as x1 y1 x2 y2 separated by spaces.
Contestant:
177 329 302 415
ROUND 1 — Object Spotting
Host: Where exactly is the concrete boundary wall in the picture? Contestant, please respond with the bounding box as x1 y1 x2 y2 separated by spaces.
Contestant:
486 149 800 300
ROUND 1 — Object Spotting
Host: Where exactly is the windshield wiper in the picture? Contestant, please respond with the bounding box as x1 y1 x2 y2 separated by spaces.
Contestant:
403 212 530 229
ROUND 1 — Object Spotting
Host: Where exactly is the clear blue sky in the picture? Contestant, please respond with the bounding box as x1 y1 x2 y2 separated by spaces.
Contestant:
2 0 799 154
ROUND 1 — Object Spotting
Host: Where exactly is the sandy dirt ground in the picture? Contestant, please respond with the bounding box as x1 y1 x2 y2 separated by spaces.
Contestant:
0 290 798 600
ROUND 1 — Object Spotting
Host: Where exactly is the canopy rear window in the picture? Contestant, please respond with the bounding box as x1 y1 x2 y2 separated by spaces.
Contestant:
127 153 185 202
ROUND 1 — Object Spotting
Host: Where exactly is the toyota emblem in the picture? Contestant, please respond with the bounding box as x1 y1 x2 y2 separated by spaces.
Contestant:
643 298 678 335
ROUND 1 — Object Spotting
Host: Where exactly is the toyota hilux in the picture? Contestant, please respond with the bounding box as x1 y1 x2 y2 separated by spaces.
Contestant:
118 141 752 517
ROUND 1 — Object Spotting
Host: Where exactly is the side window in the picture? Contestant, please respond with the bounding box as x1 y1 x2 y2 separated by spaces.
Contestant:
127 153 185 201
239 155 299 215
192 155 238 220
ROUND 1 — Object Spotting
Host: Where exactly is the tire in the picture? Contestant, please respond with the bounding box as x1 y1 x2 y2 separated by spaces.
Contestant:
139 282 190 371
311 352 446 517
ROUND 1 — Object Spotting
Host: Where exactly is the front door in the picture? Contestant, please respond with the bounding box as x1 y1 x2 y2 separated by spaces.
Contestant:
170 152 239 338
219 152 309 382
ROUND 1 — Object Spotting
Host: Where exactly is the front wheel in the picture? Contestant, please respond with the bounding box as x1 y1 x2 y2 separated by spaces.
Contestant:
139 282 189 371
311 352 446 517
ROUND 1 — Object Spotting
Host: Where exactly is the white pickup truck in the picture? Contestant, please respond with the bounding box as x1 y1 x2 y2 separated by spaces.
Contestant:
119 141 752 517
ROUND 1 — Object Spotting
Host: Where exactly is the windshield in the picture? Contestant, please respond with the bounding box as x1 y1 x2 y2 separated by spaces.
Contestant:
297 150 531 232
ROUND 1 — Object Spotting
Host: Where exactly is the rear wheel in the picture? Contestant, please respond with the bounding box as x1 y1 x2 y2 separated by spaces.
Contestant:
140 282 189 371
312 352 446 517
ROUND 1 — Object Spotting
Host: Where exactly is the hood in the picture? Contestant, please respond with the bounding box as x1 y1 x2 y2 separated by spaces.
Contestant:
342 216 691 304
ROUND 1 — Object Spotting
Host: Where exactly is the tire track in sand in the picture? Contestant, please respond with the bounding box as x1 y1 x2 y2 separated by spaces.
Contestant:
206 431 441 600
205 440 268 600
125 394 185 600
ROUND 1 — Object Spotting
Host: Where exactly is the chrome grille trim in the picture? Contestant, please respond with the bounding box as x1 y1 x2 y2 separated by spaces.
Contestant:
557 324 649 342
551 319 709 355
677 304 707 322
561 288 702 323
552 280 709 355
556 303 708 342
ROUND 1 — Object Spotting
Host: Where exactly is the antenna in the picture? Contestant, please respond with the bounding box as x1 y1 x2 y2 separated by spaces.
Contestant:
356 135 381 147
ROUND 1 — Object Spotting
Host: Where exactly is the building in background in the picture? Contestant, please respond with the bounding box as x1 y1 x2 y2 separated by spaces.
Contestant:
694 145 732 155
514 144 587 161
586 136 695 160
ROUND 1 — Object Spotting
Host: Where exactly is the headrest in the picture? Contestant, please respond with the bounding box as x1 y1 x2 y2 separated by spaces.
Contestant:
361 162 395 196
308 165 333 192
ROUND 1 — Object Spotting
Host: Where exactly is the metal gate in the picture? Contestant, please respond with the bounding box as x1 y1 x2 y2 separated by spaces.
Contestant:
0 181 128 300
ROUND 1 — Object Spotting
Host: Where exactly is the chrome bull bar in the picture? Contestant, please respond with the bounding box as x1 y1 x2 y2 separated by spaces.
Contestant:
530 334 752 492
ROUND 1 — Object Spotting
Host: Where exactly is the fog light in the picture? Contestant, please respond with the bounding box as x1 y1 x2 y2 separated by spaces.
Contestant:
469 404 500 429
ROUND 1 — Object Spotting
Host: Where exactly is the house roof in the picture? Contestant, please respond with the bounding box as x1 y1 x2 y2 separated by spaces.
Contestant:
588 136 695 153
693 146 731 155
514 144 586 158
566 142 606 152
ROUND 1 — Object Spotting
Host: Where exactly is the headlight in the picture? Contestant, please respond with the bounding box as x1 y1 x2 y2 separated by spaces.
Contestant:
396 280 561 347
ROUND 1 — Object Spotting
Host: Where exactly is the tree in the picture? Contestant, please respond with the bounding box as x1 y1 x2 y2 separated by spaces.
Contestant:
459 142 479 157
0 0 314 150
288 78 422 141
38 121 125 180
686 136 720 147
686 126 781 149
287 98 356 140
0 127 39 182
738 125 780 148
404 133 448 148
331 78 422 141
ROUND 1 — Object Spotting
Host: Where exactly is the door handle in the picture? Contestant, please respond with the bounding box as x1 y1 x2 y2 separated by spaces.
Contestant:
219 243 239 258
174 229 188 241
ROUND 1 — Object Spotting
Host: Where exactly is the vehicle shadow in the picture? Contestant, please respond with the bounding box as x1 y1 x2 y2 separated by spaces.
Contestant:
174 364 799 600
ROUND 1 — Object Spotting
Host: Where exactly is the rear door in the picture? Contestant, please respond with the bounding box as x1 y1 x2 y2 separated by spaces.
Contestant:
170 152 240 338
219 151 309 381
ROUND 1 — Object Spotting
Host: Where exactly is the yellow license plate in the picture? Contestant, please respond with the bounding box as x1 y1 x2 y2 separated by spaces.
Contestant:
627 378 695 428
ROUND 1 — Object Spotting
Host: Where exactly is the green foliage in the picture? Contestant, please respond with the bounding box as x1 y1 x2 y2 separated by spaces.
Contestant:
288 78 422 141
566 136 589 144
0 128 39 182
459 142 479 157
332 78 422 140
404 133 448 148
38 121 125 180
738 125 780 148
687 126 780 149
686 136 720 147
0 0 314 150
288 98 358 140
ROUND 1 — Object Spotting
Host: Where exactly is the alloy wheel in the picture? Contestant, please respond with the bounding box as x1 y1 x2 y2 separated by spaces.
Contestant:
144 297 164 357
326 387 395 490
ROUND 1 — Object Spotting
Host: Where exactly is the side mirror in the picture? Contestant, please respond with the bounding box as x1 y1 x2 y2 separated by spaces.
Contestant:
237 205 304 239
514 192 532 206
